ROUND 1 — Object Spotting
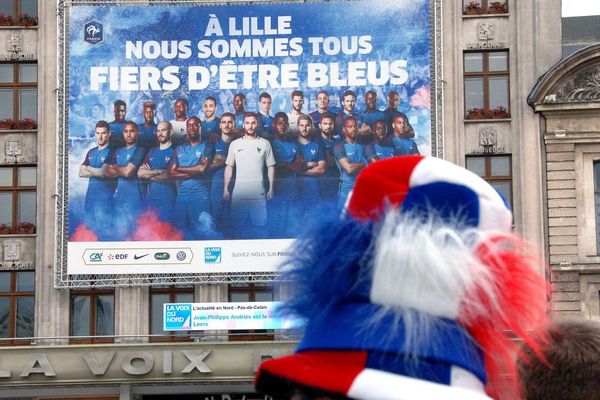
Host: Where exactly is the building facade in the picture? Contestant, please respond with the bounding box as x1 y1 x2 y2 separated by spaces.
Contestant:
0 0 564 399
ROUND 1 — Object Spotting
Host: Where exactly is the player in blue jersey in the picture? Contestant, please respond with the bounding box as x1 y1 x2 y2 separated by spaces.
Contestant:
224 112 276 239
287 90 305 133
383 91 413 139
334 90 367 137
309 90 341 130
365 120 395 163
258 92 274 140
169 98 189 146
359 90 386 137
169 116 215 239
209 112 235 233
137 121 176 223
137 100 158 149
105 121 147 240
391 113 420 155
333 117 368 209
233 93 246 134
108 99 127 149
315 112 342 203
79 120 115 239
297 114 326 220
269 112 305 237
201 96 220 141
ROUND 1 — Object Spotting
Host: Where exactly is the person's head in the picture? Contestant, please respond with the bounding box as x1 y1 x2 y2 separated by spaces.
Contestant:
243 112 259 137
519 319 600 400
341 90 356 113
174 98 188 119
123 121 138 146
143 101 155 124
233 93 246 113
186 116 201 142
203 97 217 120
319 112 335 136
373 120 387 142
387 91 400 110
342 117 358 140
156 121 172 145
94 120 110 147
91 103 105 120
297 114 312 139
364 90 377 111
219 112 235 136
291 90 304 113
259 92 272 115
392 114 408 137
273 112 289 136
113 100 126 122
316 90 330 111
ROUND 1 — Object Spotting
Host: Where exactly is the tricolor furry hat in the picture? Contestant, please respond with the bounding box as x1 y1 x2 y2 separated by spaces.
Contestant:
255 156 548 400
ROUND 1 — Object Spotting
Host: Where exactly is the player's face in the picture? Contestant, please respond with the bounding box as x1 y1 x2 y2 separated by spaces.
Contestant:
342 95 356 113
143 106 154 124
292 95 304 112
316 93 329 109
174 99 187 118
95 127 110 146
298 119 311 138
365 92 377 110
243 116 258 136
219 116 235 136
91 105 103 119
274 117 289 135
319 117 334 136
259 97 272 114
156 122 172 144
373 121 386 141
233 95 245 113
387 93 400 110
393 116 407 135
186 118 201 141
343 119 357 139
114 104 126 122
123 123 138 145
203 100 216 119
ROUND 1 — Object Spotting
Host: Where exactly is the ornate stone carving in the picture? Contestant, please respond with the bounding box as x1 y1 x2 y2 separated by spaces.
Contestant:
6 33 23 53
3 241 21 262
478 23 495 41
546 64 600 103
479 127 497 147
5 140 22 157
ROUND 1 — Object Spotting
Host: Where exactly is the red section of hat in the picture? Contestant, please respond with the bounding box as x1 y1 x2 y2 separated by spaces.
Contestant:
347 155 425 221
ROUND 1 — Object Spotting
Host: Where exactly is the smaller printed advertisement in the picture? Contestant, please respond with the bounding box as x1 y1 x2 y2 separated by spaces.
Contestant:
163 301 302 331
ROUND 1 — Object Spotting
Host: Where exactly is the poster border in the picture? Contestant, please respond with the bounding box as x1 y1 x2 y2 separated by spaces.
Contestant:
54 0 444 288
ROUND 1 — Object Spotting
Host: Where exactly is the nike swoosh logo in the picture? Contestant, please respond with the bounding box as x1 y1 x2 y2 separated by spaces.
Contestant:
134 254 149 260
237 149 243 152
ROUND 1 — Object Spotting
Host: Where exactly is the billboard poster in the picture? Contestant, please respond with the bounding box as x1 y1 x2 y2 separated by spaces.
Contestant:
163 302 302 331
63 0 431 277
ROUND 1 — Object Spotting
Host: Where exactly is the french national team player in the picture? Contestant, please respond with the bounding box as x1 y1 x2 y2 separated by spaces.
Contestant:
333 117 368 208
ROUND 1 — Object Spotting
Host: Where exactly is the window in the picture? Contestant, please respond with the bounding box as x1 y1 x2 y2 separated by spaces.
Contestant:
594 162 600 253
464 51 510 120
0 0 37 26
463 0 508 15
70 289 114 344
229 283 274 341
0 271 34 345
150 286 194 342
0 165 36 234
466 155 512 208
0 63 37 127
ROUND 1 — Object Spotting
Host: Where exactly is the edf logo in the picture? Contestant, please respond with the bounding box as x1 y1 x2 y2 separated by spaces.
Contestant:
204 247 222 264
84 21 103 44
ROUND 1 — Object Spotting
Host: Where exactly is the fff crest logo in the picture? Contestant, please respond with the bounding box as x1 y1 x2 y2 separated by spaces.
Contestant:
84 21 103 45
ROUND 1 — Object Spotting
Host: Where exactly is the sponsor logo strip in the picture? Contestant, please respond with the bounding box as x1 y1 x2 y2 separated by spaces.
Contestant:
82 248 193 266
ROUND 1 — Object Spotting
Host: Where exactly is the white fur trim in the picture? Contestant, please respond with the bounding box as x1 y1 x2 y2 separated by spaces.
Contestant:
410 157 512 233
370 213 489 319
347 368 492 400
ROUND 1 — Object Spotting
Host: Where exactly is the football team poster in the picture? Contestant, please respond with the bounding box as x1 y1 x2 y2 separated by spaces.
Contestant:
63 0 431 275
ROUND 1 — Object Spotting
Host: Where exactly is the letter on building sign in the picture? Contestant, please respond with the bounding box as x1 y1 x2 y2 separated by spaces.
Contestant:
20 354 56 377
83 351 115 376
181 350 212 374
252 349 281 372
163 350 172 374
122 352 154 375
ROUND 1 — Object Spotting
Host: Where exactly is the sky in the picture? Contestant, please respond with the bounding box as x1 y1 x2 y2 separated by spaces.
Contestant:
562 0 600 17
